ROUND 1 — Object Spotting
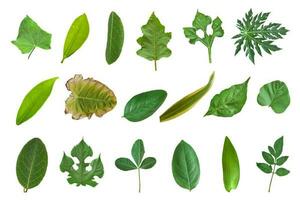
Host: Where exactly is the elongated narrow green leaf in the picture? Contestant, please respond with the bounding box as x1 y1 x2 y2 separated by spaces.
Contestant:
222 136 240 192
124 90 167 122
160 72 214 122
16 77 58 125
172 140 200 191
16 138 48 192
106 11 124 64
131 139 145 166
61 13 89 63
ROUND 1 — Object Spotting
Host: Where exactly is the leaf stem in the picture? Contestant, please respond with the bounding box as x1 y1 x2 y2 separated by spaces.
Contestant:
138 168 141 193
23 188 28 193
208 47 212 63
268 164 276 192
154 60 157 71
28 47 36 59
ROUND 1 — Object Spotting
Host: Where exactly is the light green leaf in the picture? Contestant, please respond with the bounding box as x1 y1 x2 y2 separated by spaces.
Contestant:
276 168 290 176
256 163 272 174
16 138 48 192
12 15 51 59
274 136 284 158
61 13 89 63
140 157 156 169
257 80 290 113
115 158 137 171
65 74 117 120
16 77 58 125
262 151 275 164
172 140 200 191
205 77 250 117
106 11 124 64
131 139 145 166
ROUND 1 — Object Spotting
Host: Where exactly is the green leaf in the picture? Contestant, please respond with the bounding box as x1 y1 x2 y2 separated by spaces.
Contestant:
257 80 290 113
172 140 200 191
140 157 156 169
275 168 290 176
262 151 275 164
115 158 137 171
160 72 215 122
233 9 288 64
12 15 51 59
268 146 276 157
184 11 224 63
16 138 48 192
131 139 145 166
137 12 172 71
124 90 167 122
276 156 289 166
274 136 284 158
222 137 240 192
205 77 250 117
60 139 104 187
105 11 124 64
256 163 272 174
16 77 58 125
65 74 117 120
61 13 89 63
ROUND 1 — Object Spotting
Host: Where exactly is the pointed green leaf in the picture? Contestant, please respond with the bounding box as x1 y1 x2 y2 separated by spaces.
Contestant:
276 156 289 166
16 138 48 192
274 136 284 158
275 168 290 176
124 90 167 122
140 157 156 169
172 140 200 191
16 77 58 125
256 163 272 174
115 158 137 171
268 146 276 157
131 139 145 166
105 11 124 64
71 139 93 162
60 153 74 172
262 151 275 164
61 13 89 63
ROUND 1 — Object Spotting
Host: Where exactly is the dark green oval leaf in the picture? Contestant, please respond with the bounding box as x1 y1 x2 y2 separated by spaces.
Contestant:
140 157 156 169
274 136 284 158
106 11 124 64
275 168 290 176
262 151 275 164
131 139 145 166
124 90 167 122
256 163 272 174
257 80 290 113
16 138 48 192
276 156 289 166
115 158 137 171
268 146 276 157
16 77 58 125
172 140 200 191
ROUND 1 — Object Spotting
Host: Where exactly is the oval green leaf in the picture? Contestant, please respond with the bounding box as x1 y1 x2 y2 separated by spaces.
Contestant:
131 139 145 166
16 77 58 125
61 13 89 63
16 138 48 192
205 77 250 117
160 72 214 122
124 90 167 122
276 168 290 176
172 140 200 191
257 80 290 113
256 163 272 174
222 136 240 192
106 11 124 64
262 151 275 164
115 158 137 171
140 157 156 169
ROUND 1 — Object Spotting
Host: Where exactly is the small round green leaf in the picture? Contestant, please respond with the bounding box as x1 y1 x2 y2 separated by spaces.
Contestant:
256 163 272 174
275 168 290 176
115 158 137 171
140 157 156 169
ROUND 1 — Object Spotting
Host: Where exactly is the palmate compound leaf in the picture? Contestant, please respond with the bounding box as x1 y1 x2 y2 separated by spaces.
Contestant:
65 74 117 120
12 15 51 59
137 12 172 71
60 139 104 187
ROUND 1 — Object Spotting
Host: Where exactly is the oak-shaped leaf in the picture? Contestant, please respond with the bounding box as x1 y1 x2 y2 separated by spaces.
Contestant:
60 139 104 187
65 74 117 120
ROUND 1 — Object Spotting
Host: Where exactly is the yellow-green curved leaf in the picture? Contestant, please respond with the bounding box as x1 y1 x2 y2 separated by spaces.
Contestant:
61 14 89 63
65 74 117 120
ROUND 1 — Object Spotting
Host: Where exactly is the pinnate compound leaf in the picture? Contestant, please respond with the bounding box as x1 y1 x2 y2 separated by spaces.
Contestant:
65 74 117 120
137 12 172 71
257 80 290 113
16 77 58 125
256 163 272 174
276 168 289 176
106 11 124 64
222 137 240 192
140 157 156 169
61 14 89 63
124 90 167 122
12 15 51 59
115 158 137 171
60 139 104 187
16 138 48 192
131 139 145 166
262 151 275 164
172 140 200 191
205 77 250 117
274 136 284 158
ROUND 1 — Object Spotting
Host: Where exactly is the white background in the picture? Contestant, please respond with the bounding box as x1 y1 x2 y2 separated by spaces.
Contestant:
0 0 299 199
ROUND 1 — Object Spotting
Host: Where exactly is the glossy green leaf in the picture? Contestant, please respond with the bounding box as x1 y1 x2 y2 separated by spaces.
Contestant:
205 77 250 117
16 77 58 125
262 151 275 164
140 157 156 169
172 140 200 191
276 156 289 166
16 138 48 192
137 12 172 71
131 139 145 166
256 163 272 174
106 11 124 64
257 80 290 113
274 136 284 158
12 16 51 59
60 139 104 187
61 14 89 63
115 158 137 171
160 72 215 122
124 90 167 122
276 168 289 176
65 74 117 120
222 136 240 192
